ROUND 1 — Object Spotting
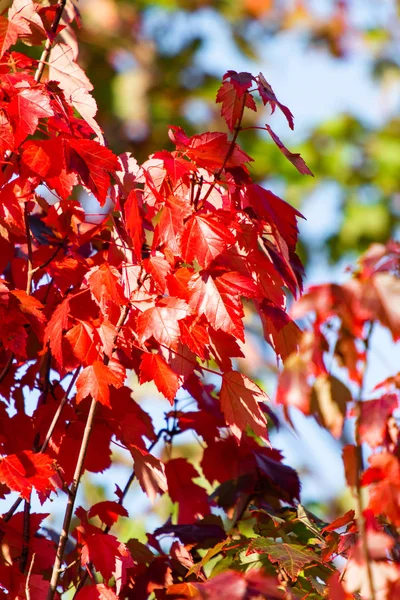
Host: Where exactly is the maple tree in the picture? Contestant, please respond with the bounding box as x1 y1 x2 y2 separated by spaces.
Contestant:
0 1 400 600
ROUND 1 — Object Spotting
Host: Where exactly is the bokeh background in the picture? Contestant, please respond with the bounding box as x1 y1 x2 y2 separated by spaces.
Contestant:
4 0 400 570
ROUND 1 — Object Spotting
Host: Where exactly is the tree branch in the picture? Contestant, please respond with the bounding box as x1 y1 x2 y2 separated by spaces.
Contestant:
34 0 67 84
353 321 376 600
47 305 130 599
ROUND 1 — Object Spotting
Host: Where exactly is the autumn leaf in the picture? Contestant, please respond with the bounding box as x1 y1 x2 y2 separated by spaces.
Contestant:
249 538 320 580
137 297 190 350
44 298 70 367
188 272 245 341
311 374 352 438
87 501 128 528
0 450 55 500
87 263 127 313
76 361 123 406
139 353 181 402
131 447 168 502
219 371 269 442
8 86 53 145
65 138 119 205
265 125 313 175
216 73 257 132
181 214 235 269
75 584 119 600
256 72 294 129
165 458 210 523
81 533 133 581
357 393 398 448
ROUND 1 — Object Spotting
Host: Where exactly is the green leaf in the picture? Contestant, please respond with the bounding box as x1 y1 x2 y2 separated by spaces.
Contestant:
248 539 321 581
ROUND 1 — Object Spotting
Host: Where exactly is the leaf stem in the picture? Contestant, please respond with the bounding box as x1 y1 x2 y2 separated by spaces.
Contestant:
201 93 247 206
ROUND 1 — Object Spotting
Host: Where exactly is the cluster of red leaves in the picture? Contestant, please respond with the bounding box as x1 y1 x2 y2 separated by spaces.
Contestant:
276 239 400 598
3 1 399 599
0 1 317 598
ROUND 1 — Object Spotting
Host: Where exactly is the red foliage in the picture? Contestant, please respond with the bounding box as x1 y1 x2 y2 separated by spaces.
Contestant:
1 2 400 599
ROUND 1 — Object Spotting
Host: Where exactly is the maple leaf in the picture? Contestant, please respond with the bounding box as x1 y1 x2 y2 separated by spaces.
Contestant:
65 138 119 205
362 452 400 526
8 86 53 145
64 320 101 368
249 539 320 581
165 458 210 523
310 374 352 438
0 450 55 500
81 532 133 582
131 447 168 502
187 272 245 341
169 126 253 171
48 41 103 139
357 393 398 448
137 298 190 350
20 138 64 179
86 263 127 313
87 501 128 528
139 353 181 403
0 15 21 58
44 298 70 367
219 371 269 442
181 214 235 269
124 189 144 260
76 361 124 407
265 125 313 175
256 72 294 129
74 584 119 600
216 77 257 132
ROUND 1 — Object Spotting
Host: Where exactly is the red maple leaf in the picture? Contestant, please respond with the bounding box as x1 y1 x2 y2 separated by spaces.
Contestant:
74 584 119 600
137 297 190 350
65 138 119 205
216 77 257 132
76 361 124 407
181 214 235 269
187 272 245 341
0 450 55 500
87 263 127 314
169 126 253 171
8 86 53 145
139 353 181 403
87 501 128 528
256 72 294 129
165 458 210 523
265 125 313 176
220 371 269 442
81 532 133 581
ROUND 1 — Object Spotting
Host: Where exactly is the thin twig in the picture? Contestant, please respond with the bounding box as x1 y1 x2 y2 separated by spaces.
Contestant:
25 552 35 600
34 0 67 84
47 305 130 599
24 203 34 295
40 368 80 453
201 94 247 206
0 353 14 385
46 398 98 600
20 500 31 573
353 321 376 600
